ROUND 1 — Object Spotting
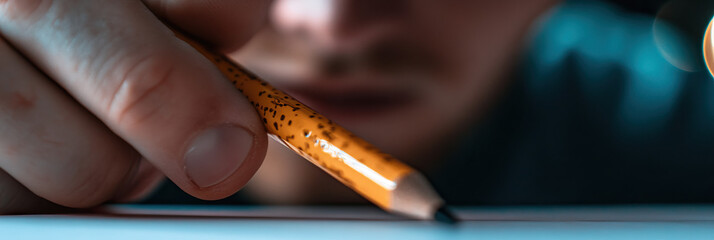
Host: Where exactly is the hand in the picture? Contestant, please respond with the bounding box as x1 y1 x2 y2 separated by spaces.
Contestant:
0 0 270 213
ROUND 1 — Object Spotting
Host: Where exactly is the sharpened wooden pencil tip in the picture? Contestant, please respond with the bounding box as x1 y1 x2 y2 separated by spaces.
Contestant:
434 206 459 224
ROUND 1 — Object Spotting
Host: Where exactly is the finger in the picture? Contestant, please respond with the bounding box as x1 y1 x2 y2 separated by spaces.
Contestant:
0 169 67 214
113 159 165 203
143 0 272 52
0 37 139 209
0 0 268 200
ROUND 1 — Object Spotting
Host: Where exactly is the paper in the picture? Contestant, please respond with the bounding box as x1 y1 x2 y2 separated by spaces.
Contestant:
2 204 714 240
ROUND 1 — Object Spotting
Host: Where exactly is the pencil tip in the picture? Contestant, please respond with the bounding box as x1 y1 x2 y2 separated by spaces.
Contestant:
434 206 459 224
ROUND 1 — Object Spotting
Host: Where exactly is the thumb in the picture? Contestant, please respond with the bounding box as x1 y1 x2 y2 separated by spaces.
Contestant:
0 0 268 200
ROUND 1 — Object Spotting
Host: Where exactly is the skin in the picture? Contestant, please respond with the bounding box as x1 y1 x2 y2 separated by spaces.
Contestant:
0 0 556 212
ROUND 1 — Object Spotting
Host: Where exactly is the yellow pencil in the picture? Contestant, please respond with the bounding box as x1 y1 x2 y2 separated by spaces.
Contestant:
173 30 456 222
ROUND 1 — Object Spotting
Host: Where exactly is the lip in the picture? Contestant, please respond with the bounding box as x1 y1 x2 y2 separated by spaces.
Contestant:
279 83 416 122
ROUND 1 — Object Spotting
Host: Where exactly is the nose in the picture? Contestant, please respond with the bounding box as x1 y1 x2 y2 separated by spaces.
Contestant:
271 0 403 51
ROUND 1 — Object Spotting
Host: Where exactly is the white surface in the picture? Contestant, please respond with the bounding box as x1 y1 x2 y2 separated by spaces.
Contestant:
2 204 714 240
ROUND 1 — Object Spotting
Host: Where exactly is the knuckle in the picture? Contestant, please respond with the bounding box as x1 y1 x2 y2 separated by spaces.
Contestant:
56 153 135 208
59 170 115 208
106 54 177 129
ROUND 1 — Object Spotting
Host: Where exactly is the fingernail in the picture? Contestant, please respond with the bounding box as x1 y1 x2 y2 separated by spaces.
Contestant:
184 125 254 188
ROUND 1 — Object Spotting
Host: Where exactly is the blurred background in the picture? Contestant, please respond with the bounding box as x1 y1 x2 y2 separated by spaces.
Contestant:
143 0 714 206
612 0 713 72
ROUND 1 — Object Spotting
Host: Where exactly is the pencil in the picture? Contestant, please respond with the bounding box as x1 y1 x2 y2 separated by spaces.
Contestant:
173 30 456 222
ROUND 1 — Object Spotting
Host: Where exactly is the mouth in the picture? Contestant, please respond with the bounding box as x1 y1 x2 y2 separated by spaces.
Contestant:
280 84 416 122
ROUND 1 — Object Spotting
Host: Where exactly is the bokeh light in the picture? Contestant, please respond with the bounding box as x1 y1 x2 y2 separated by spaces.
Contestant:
652 0 714 72
704 16 714 78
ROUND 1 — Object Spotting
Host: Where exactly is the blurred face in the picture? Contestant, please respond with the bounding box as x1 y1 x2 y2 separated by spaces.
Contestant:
234 0 557 202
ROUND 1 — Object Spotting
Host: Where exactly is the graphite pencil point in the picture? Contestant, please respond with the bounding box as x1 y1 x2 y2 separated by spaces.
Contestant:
434 206 459 224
